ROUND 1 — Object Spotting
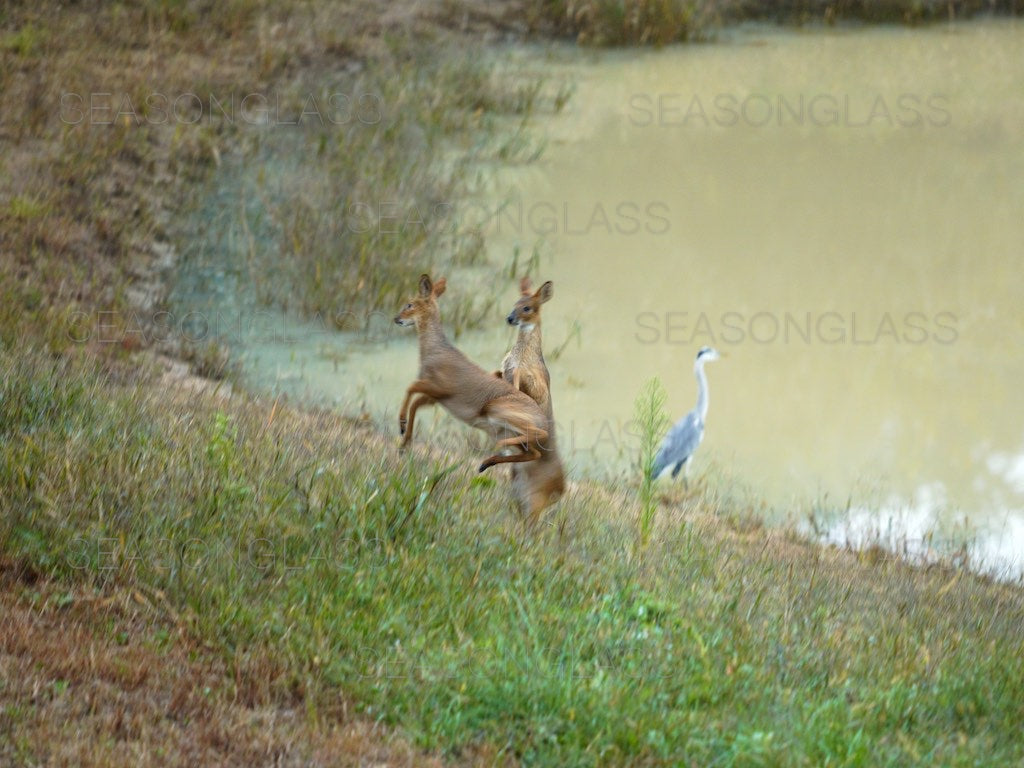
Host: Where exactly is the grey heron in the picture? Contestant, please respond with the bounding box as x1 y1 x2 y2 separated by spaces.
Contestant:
651 346 721 481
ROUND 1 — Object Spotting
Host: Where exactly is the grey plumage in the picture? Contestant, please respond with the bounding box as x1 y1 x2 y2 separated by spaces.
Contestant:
651 411 703 480
650 346 720 481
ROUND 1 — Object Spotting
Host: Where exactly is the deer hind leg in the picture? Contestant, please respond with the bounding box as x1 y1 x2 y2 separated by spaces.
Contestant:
526 493 546 527
478 442 541 472
477 414 548 473
510 465 529 518
525 472 565 527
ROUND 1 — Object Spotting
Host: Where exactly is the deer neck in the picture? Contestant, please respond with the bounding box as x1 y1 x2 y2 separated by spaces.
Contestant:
513 321 543 363
416 308 449 361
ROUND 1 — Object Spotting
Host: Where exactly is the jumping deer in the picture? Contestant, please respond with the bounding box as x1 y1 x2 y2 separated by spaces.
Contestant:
499 277 566 521
394 274 549 473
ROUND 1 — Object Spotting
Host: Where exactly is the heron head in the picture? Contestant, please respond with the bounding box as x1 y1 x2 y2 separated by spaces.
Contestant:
506 277 553 329
696 346 720 363
394 274 446 327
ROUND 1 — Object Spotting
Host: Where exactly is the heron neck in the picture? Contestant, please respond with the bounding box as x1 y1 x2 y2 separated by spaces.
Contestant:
694 360 709 422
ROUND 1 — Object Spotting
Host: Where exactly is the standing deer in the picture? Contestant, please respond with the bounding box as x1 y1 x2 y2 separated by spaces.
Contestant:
499 277 566 522
394 274 549 473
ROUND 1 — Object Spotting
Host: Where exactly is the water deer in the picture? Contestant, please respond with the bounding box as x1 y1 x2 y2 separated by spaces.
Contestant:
499 277 566 522
394 274 549 473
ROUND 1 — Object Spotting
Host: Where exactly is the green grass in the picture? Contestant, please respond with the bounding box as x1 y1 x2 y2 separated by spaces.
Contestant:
633 376 669 548
3 347 1023 766
2 22 45 57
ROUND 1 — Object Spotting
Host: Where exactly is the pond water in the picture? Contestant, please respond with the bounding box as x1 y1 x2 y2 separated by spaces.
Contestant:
173 20 1024 579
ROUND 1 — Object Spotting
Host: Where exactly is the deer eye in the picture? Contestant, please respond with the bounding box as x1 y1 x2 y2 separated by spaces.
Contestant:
522 307 531 313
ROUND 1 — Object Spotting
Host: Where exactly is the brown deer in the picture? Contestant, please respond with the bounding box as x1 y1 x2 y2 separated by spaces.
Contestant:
499 277 566 522
394 274 549 473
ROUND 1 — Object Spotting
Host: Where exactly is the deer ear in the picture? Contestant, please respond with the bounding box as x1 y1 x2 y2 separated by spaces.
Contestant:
418 274 432 297
433 277 447 297
536 281 553 303
519 276 532 295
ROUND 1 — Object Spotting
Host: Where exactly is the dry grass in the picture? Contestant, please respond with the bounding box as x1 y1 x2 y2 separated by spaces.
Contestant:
0 567 498 767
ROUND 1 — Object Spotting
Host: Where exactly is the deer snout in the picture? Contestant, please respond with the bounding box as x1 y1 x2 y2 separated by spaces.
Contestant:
506 312 518 325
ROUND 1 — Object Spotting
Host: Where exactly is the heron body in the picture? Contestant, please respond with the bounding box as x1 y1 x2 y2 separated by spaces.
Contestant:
651 346 720 481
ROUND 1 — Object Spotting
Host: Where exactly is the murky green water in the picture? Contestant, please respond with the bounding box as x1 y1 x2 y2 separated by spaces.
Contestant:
174 21 1024 577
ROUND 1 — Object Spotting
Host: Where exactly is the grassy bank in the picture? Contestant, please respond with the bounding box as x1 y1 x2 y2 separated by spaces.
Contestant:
1 0 555 371
3 348 1024 765
4 1 1024 766
526 0 1023 46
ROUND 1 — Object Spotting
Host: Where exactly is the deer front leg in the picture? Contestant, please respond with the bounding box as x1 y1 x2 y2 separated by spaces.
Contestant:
398 379 446 440
401 394 436 449
497 353 512 384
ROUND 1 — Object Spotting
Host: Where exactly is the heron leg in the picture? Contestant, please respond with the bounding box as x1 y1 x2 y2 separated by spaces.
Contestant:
671 461 685 479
